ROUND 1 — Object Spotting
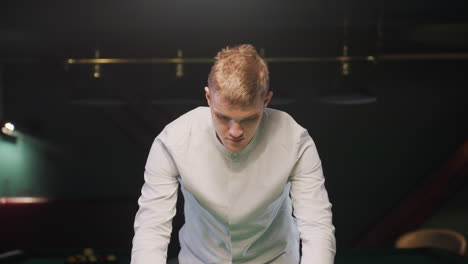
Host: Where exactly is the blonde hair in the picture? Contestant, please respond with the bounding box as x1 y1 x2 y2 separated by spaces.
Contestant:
208 44 269 107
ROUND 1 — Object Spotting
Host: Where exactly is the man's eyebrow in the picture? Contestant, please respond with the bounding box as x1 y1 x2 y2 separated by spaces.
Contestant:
242 114 259 120
214 111 229 119
214 111 259 121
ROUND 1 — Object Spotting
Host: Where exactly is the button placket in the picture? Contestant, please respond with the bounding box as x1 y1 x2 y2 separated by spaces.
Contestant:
227 154 234 258
228 152 243 260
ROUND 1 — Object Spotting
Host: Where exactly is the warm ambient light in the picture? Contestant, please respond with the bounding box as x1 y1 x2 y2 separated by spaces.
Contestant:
0 197 50 205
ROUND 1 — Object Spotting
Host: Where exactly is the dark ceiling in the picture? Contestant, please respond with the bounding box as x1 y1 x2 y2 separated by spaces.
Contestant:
2 0 468 58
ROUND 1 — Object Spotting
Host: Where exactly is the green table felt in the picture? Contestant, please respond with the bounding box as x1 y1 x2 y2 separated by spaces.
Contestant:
8 247 468 264
10 248 130 264
20 258 131 264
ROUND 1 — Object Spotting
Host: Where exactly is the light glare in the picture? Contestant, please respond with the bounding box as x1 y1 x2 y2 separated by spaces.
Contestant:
5 122 15 131
1 127 13 136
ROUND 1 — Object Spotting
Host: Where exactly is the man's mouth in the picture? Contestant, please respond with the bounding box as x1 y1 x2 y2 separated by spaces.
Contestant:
227 138 244 144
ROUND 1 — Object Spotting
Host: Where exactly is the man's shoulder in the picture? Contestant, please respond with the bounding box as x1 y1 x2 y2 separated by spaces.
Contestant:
264 108 304 131
168 106 210 126
263 108 311 147
158 106 210 144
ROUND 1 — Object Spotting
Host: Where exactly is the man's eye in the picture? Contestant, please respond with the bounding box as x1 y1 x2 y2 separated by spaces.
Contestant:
218 115 229 121
242 117 257 124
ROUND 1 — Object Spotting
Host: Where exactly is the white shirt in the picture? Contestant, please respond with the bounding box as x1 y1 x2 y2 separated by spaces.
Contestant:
131 107 336 264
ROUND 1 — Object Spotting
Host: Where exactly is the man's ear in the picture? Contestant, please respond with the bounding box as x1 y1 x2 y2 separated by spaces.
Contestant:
264 91 273 107
204 87 211 106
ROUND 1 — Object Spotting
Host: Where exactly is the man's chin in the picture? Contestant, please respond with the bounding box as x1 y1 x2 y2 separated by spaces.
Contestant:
225 143 246 152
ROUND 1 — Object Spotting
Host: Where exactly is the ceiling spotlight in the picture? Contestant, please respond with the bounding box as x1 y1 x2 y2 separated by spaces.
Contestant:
5 122 15 131
2 122 15 136
1 122 17 142
2 122 15 135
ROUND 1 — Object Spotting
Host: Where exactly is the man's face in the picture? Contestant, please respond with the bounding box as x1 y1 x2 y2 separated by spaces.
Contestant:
205 87 273 152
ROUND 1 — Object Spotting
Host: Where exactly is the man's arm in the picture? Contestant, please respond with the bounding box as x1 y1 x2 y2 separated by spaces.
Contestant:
131 133 179 264
289 131 336 264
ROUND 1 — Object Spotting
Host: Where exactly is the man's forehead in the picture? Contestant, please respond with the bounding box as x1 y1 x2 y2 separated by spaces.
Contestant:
213 100 261 112
213 108 260 119
214 91 264 105
211 100 262 120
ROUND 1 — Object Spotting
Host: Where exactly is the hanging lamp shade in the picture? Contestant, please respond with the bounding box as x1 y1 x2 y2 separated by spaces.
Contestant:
318 10 378 106
318 77 377 105
318 60 377 105
319 91 377 105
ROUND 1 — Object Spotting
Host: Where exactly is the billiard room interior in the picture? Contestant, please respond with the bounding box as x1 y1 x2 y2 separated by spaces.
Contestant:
1 0 468 263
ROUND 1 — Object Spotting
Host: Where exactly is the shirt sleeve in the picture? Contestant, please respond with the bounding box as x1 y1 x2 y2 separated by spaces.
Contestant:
131 132 180 264
289 130 336 264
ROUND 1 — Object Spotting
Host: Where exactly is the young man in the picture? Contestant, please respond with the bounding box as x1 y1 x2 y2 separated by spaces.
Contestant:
131 44 336 264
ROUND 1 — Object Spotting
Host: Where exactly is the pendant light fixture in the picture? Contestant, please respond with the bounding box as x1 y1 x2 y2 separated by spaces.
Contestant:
318 7 377 105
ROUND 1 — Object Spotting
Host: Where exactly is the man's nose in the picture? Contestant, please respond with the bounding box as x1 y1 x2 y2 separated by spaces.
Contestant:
229 121 243 138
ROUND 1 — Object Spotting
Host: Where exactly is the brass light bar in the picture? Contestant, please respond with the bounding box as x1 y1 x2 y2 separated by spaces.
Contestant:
66 53 468 65
66 58 214 64
377 53 468 61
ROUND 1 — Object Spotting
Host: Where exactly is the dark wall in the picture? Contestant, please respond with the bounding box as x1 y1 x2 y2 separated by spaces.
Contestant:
1 58 467 249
